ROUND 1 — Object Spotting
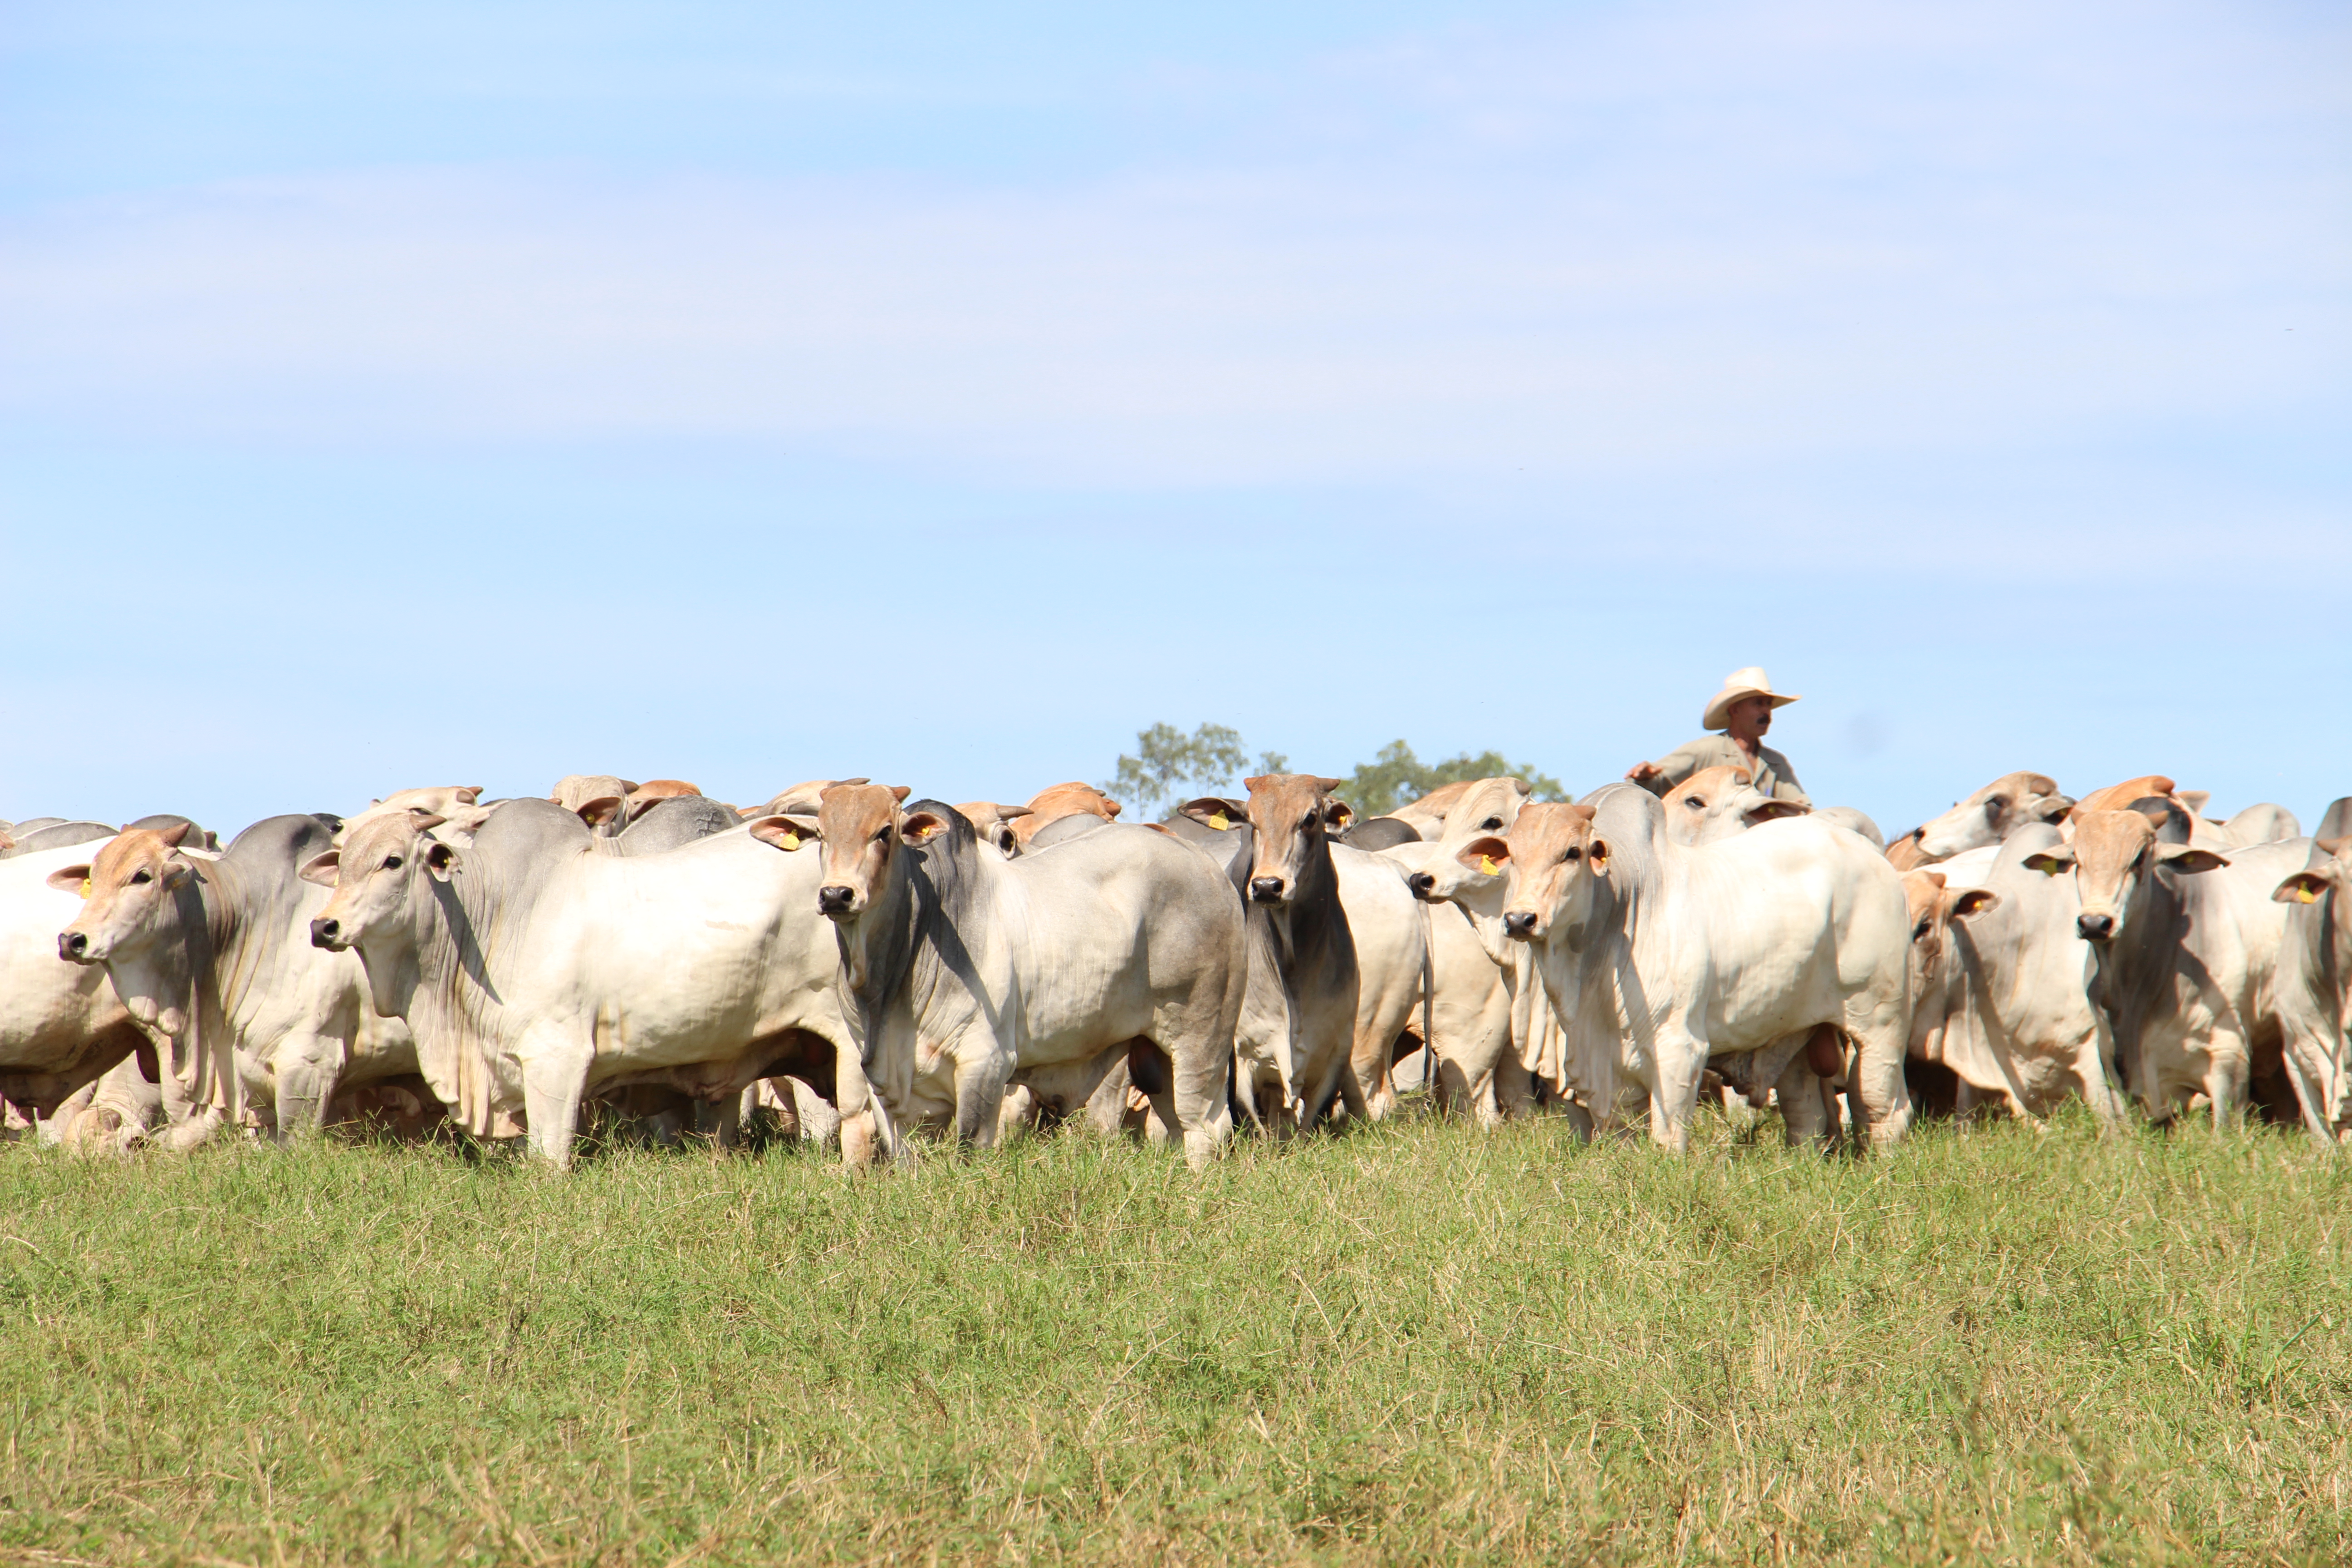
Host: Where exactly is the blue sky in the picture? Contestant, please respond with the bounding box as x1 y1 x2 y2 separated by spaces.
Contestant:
3 0 2347 834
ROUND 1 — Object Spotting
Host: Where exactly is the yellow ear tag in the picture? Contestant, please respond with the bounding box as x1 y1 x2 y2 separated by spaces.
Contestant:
80 877 92 899
1479 855 1498 875
2298 886 2319 903
778 831 799 851
1208 813 1230 831
2040 863 2060 877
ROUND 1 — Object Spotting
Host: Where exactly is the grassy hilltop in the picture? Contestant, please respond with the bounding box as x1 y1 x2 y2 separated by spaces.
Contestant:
1 1110 2346 1566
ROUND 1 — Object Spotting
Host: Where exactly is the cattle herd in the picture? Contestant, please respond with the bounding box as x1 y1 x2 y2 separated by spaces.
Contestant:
4 763 2349 1166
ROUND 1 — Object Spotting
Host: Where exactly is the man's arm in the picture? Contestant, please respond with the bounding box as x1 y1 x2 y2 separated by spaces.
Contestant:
1627 739 1712 797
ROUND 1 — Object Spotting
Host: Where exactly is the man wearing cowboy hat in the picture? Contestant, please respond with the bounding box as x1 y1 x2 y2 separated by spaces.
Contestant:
1625 666 1811 804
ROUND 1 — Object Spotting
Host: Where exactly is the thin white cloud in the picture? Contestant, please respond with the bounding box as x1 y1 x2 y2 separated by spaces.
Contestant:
4 0 2343 486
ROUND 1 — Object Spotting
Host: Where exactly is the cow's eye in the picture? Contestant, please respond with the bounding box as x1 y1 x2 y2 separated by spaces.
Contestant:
1913 918 1933 940
1985 796 2007 813
874 828 892 843
131 870 152 884
384 856 403 871
1480 817 1503 831
1562 847 1581 862
1683 796 1705 809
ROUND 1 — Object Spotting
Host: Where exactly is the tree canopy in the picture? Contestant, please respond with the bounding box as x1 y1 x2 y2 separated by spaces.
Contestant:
1104 725 1563 820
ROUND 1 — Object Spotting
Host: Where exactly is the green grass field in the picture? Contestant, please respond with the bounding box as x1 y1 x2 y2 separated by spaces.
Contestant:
1 1107 2346 1565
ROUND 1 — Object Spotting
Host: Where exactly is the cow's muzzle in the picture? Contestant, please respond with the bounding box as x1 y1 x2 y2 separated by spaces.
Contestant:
1407 872 1436 900
818 884 859 917
310 916 342 950
1248 877 1287 905
2076 912 2115 941
1502 911 1539 940
57 930 92 963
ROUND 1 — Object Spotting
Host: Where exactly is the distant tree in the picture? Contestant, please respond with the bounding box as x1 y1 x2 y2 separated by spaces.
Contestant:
1107 725 1557 820
1339 741 1568 818
1103 723 1288 817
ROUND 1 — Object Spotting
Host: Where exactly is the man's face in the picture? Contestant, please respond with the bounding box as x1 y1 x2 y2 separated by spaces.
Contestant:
1733 695 1774 737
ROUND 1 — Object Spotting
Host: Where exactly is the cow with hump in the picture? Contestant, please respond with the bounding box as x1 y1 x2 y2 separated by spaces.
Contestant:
2024 802 2312 1132
2271 801 2352 1143
305 797 861 1168
760 784 1243 1166
1175 774 1426 1132
1442 784 1914 1151
54 816 421 1145
1 836 150 1127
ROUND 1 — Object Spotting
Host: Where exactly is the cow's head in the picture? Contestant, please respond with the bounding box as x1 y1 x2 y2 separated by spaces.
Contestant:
752 784 917 920
1235 774 1346 905
53 824 201 1035
1013 782 1122 847
1915 771 2069 859
2023 807 2226 942
1661 765 1805 847
1466 802 1606 942
951 802 1032 858
301 810 458 1017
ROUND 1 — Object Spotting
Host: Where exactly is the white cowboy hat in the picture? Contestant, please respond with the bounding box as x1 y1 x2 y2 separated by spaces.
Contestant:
1702 666 1801 732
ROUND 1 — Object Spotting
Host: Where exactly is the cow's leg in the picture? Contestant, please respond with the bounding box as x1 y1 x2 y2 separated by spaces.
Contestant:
1646 1034 1707 1153
2274 1033 2338 1147
518 1042 593 1169
691 1091 742 1149
1774 1059 1830 1150
271 1033 346 1140
1847 1012 1913 1148
2203 1042 2250 1132
951 1046 1016 1150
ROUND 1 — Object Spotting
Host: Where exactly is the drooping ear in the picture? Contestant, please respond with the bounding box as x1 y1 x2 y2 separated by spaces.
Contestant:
1749 800 1808 823
1456 836 1510 876
576 797 625 829
1180 798 1243 831
2035 794 2076 823
2274 871 2333 905
1588 838 1611 875
161 857 195 887
424 841 462 881
47 864 93 896
1950 888 2000 919
888 786 912 804
899 811 948 844
2023 774 2059 796
2156 844 2228 873
1323 799 1355 832
748 815 822 852
407 810 448 831
2022 850 2074 876
299 850 342 887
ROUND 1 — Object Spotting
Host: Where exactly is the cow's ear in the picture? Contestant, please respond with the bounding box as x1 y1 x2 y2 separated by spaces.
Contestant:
748 815 821 852
999 804 1035 821
2156 845 2228 873
2022 851 2074 876
299 850 342 887
162 857 194 887
1749 800 1808 823
47 864 93 896
2036 794 2076 823
1323 799 1354 833
1179 798 1241 831
2275 871 2332 905
900 811 948 844
888 786 912 804
407 810 448 830
424 842 462 881
1456 836 1510 876
1242 775 1268 792
1588 838 1611 876
458 787 484 804
1950 888 2000 920
576 796 624 829
1312 776 1344 793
